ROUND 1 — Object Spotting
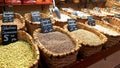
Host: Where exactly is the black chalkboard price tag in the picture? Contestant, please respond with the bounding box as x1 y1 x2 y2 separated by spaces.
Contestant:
114 14 120 19
2 11 14 23
87 16 96 26
40 18 54 33
67 19 78 32
31 11 41 22
1 25 18 45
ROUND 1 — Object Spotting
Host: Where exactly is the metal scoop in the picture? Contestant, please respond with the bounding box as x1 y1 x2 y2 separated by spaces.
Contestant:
49 0 61 19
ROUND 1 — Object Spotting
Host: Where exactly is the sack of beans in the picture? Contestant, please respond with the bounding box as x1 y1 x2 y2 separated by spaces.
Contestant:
33 26 81 68
25 12 55 36
85 20 120 48
0 30 40 68
64 23 107 57
50 11 76 28
102 16 120 28
0 13 26 32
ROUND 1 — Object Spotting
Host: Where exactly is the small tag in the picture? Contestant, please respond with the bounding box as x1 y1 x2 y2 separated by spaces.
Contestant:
1 25 18 45
83 8 90 13
31 11 41 22
87 16 96 26
2 11 14 23
114 14 120 19
94 7 101 13
40 18 54 33
67 19 78 32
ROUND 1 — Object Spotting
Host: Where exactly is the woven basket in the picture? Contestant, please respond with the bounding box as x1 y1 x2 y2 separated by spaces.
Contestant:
25 12 55 36
51 11 76 28
85 20 120 48
105 0 115 7
33 26 81 68
100 8 115 16
112 0 120 7
102 16 120 28
0 13 26 31
0 30 40 68
63 23 107 57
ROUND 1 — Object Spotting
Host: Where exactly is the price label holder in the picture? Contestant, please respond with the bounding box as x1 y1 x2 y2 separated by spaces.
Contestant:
1 25 18 45
40 18 54 33
114 14 120 19
67 19 78 32
87 16 96 26
2 11 14 23
31 11 41 22
83 8 90 13
94 7 101 13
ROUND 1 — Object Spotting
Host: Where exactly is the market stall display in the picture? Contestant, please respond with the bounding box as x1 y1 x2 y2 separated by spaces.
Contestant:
33 26 81 68
85 20 120 48
0 30 40 68
64 23 107 57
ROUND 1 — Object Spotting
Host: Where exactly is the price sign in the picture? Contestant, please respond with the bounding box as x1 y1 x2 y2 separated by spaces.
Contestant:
94 7 101 13
87 16 96 26
2 11 14 23
40 18 54 33
114 14 120 19
31 11 41 22
1 25 18 45
67 19 78 32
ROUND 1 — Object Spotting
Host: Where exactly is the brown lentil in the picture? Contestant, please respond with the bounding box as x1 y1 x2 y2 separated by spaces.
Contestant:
38 31 75 53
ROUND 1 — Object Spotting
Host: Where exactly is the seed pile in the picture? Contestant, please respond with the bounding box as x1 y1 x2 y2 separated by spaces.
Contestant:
0 40 36 68
71 29 102 46
93 25 120 36
38 31 74 53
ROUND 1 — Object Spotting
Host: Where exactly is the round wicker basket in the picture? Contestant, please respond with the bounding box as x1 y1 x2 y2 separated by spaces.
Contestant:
33 26 81 68
63 23 107 57
25 12 55 36
0 30 40 68
102 16 120 28
0 13 26 31
85 20 120 48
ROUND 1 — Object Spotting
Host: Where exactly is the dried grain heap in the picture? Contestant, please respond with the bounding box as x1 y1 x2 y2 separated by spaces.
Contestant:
0 40 37 68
